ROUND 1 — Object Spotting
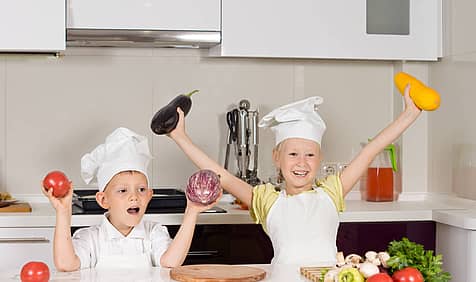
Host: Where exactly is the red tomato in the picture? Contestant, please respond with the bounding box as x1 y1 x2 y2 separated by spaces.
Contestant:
392 267 424 282
20 261 50 282
367 272 393 282
42 170 71 198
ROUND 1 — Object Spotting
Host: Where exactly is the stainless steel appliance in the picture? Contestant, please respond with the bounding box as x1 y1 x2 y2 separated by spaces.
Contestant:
224 99 261 186
72 189 226 214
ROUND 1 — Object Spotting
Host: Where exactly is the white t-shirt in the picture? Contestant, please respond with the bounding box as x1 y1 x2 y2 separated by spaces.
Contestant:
72 214 172 269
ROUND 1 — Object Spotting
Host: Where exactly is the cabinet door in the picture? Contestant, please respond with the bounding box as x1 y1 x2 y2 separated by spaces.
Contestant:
0 228 54 271
0 0 65 52
211 0 441 61
67 0 220 31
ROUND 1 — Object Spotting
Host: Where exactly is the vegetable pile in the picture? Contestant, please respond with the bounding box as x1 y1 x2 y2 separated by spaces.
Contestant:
318 237 450 282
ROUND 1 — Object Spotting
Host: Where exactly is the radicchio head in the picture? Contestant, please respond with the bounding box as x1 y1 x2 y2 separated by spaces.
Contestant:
186 169 221 205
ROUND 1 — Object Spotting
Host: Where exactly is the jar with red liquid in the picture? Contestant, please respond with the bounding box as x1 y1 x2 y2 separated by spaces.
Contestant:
365 144 398 202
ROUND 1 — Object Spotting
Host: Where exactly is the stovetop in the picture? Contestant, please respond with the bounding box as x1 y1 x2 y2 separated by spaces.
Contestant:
72 188 226 214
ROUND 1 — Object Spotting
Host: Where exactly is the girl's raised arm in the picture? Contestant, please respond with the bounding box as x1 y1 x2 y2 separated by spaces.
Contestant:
340 85 422 197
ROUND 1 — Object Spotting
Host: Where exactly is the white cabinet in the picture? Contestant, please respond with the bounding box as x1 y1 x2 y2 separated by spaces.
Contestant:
436 222 476 282
0 228 54 272
67 0 220 31
210 0 442 61
0 0 65 52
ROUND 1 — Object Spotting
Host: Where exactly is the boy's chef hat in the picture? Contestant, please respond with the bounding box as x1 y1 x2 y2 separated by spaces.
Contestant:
258 96 326 145
81 127 153 191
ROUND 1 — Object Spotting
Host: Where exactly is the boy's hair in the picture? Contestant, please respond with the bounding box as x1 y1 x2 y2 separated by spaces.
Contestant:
103 170 149 192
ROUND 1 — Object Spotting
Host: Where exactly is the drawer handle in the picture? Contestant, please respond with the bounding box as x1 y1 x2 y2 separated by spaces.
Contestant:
0 237 50 243
187 250 219 257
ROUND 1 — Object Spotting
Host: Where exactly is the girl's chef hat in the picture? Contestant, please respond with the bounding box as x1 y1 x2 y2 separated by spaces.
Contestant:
258 96 326 145
81 127 153 191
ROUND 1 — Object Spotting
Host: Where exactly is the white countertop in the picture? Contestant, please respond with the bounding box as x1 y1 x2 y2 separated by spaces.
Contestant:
1 194 476 230
0 264 307 282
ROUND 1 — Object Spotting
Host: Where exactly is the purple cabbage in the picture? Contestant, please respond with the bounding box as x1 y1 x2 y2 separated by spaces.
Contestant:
186 169 221 205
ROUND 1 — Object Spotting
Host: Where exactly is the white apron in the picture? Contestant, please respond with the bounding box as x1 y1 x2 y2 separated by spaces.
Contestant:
95 230 153 269
266 188 339 265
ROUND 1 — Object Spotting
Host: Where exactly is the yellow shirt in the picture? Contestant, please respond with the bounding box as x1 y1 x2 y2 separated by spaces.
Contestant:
250 174 345 233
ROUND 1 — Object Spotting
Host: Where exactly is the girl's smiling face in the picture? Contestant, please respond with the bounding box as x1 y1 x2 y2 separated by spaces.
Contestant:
273 138 321 195
96 171 152 236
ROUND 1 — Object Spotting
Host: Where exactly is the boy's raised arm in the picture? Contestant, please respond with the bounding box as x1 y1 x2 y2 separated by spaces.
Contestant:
43 187 81 271
169 108 253 207
341 85 422 197
159 197 220 267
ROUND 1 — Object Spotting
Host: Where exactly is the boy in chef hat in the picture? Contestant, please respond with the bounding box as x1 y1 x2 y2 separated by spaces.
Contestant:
169 85 421 266
43 127 218 272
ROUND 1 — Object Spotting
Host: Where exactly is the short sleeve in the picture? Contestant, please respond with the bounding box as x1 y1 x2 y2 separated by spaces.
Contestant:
150 224 172 267
72 227 96 269
250 183 280 233
316 173 345 212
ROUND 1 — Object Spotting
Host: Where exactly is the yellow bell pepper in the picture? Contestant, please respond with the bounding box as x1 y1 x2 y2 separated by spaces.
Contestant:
394 72 441 111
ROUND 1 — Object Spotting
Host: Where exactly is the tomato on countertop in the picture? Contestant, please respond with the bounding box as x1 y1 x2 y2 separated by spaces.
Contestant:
20 261 50 282
367 272 393 282
392 267 424 282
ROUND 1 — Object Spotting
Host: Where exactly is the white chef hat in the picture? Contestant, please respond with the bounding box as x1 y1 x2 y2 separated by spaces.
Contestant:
258 96 326 145
81 127 153 192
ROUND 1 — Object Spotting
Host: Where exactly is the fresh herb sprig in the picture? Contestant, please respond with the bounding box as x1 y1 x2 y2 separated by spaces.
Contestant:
386 237 451 282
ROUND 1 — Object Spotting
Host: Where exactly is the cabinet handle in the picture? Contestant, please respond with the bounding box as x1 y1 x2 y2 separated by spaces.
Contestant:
187 250 219 257
0 237 50 243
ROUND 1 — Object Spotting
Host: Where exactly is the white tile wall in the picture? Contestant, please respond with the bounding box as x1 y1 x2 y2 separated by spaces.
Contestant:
0 48 415 195
428 0 476 199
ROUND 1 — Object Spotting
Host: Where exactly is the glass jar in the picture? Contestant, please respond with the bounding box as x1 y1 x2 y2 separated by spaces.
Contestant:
364 143 398 202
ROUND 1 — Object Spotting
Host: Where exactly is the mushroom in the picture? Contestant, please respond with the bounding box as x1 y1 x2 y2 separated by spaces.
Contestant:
370 257 381 266
378 251 390 268
358 261 380 278
336 252 345 267
323 268 339 282
344 254 362 267
364 251 378 261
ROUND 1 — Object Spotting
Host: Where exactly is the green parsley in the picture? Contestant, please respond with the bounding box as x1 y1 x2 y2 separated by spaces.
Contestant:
386 237 451 282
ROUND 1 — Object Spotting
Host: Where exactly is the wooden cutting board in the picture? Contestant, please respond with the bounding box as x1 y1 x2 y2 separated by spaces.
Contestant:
0 202 32 212
170 264 266 282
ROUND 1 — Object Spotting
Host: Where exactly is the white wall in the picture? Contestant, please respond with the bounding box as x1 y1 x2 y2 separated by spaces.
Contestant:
428 0 476 199
0 48 414 196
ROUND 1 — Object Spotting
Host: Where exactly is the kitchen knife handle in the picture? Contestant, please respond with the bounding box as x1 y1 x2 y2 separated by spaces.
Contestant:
0 237 50 243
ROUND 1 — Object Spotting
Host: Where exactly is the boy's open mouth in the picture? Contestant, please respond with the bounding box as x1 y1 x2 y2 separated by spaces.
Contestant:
127 207 140 214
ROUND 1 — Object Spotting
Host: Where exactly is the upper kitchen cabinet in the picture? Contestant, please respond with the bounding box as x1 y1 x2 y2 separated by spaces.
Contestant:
0 0 65 53
210 0 442 61
66 0 221 48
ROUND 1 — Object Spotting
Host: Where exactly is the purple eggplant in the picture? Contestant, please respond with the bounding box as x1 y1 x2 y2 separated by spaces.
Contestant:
150 89 199 135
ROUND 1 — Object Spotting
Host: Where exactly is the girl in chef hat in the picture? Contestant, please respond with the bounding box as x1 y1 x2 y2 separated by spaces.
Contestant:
169 85 421 265
43 127 218 272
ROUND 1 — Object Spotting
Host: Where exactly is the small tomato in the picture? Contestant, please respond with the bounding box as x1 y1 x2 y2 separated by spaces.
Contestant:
20 261 50 282
392 267 424 282
367 272 393 282
42 170 71 198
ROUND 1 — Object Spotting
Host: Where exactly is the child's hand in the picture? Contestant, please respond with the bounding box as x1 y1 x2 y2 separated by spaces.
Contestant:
403 84 422 116
185 190 223 215
42 182 73 215
168 108 187 140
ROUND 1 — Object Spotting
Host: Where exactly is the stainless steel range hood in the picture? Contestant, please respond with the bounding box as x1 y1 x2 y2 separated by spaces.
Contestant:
66 29 221 48
66 0 221 49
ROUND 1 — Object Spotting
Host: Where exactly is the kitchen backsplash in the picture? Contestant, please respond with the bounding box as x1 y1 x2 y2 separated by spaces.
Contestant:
1 48 398 195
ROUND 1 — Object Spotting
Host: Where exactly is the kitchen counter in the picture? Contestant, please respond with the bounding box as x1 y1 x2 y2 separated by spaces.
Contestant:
0 264 308 282
1 194 476 230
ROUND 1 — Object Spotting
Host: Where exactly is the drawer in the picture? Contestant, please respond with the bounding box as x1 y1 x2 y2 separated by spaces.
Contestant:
0 228 54 271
